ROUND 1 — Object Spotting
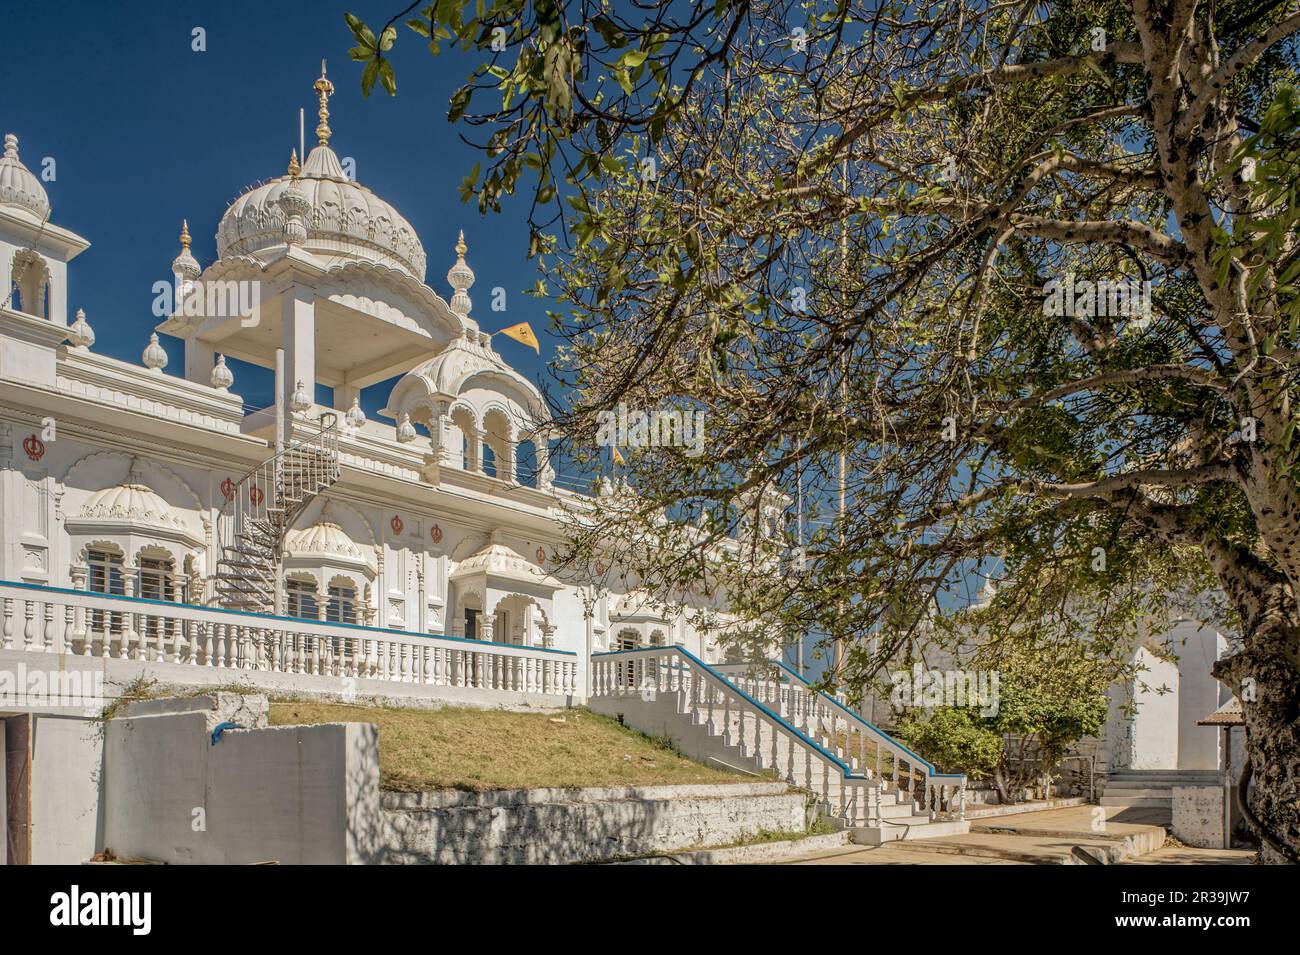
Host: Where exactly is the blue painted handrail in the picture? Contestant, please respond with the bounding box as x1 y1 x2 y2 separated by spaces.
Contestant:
594 645 867 780
0 578 576 656
768 659 965 781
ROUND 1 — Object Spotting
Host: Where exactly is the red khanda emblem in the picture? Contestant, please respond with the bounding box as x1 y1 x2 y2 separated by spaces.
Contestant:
23 434 45 461
249 486 264 505
220 478 235 500
391 515 404 536
430 523 443 543
536 547 546 564
594 561 605 575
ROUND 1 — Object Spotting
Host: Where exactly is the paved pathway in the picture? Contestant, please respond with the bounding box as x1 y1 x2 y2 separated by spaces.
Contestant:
768 804 1252 865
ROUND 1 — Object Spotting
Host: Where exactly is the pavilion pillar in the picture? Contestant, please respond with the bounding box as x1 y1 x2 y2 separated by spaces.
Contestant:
281 285 316 414
185 338 215 385
335 381 360 412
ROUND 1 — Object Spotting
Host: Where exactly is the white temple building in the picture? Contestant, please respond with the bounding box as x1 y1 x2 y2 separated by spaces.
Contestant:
0 70 727 691
0 68 1238 862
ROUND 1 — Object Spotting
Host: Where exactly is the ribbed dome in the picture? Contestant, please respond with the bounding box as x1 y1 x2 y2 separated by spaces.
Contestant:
216 144 426 280
285 520 364 560
80 481 186 530
0 134 50 219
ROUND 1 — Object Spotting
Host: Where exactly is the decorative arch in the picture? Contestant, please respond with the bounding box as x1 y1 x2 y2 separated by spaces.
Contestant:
62 450 205 515
10 248 51 319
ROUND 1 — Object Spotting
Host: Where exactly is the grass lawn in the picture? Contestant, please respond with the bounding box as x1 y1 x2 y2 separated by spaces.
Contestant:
268 702 755 792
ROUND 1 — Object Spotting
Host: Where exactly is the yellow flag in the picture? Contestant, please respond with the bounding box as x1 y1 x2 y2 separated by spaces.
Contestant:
497 321 540 353
612 446 626 466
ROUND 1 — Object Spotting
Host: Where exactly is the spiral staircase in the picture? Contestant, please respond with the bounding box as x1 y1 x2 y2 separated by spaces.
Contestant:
213 415 341 613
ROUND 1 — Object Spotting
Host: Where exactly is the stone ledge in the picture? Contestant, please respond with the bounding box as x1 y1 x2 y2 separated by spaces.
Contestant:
382 780 792 810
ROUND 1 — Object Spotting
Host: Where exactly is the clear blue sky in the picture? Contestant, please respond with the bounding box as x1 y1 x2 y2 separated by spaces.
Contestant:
2 0 554 411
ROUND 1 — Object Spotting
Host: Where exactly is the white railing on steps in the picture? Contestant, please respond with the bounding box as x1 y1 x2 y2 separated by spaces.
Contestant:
0 580 579 699
714 659 967 822
591 646 964 828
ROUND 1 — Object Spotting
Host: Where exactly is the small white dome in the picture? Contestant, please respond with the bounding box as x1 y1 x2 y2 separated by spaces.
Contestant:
80 480 186 530
285 520 364 561
0 134 50 219
216 143 426 280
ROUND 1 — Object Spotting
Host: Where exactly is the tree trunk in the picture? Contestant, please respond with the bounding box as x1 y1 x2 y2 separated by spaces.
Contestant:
1212 619 1300 864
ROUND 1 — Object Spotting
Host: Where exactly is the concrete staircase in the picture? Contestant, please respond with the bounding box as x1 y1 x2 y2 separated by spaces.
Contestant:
1099 769 1221 810
590 649 969 845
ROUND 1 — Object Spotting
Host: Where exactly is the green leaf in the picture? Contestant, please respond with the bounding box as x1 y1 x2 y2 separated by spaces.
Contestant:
448 84 472 122
361 58 381 98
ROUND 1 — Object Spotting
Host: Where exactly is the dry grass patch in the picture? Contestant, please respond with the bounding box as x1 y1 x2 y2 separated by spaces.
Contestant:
268 702 754 792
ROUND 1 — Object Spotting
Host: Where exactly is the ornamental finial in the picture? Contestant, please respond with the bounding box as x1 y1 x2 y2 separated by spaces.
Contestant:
313 60 334 146
447 230 475 317
3 133 17 160
288 148 301 177
179 219 192 250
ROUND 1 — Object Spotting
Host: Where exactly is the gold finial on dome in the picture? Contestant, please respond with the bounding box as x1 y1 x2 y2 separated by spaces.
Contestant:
455 229 467 257
179 219 192 250
313 59 335 147
288 148 301 177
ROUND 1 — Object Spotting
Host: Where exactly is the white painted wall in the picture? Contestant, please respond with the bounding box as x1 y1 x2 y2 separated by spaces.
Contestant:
103 696 379 865
0 718 6 865
1129 648 1180 770
1171 621 1226 770
30 715 102 864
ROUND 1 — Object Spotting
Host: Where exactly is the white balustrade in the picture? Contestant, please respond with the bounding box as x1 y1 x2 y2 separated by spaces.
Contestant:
591 648 881 829
0 581 578 701
711 660 967 822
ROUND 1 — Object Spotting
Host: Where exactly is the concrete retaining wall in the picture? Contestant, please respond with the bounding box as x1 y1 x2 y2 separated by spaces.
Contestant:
1172 784 1234 849
102 694 379 864
98 693 805 865
377 782 807 864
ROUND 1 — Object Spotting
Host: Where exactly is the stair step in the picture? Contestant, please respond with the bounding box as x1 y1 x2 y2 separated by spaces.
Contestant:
849 819 971 845
1098 796 1172 807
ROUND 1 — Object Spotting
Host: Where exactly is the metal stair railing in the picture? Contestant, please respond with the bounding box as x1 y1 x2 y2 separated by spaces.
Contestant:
213 414 340 612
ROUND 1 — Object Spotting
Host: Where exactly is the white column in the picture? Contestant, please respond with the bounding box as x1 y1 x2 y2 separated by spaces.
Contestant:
184 338 216 385
281 285 316 413
335 381 360 412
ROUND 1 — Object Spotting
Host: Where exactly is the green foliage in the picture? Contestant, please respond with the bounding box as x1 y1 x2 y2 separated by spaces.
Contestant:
898 708 1003 780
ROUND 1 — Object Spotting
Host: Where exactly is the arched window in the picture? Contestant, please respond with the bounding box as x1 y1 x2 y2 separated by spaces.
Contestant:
138 555 179 640
285 578 318 619
516 438 537 487
481 442 497 478
87 548 125 634
10 249 51 319
327 583 357 625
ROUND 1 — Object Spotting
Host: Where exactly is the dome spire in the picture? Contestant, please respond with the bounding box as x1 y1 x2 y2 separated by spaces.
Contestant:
287 148 301 178
313 60 334 147
447 230 475 317
172 218 201 282
3 134 17 160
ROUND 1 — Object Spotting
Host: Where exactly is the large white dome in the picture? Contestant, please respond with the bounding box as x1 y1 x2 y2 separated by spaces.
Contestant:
216 143 426 281
0 133 50 219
